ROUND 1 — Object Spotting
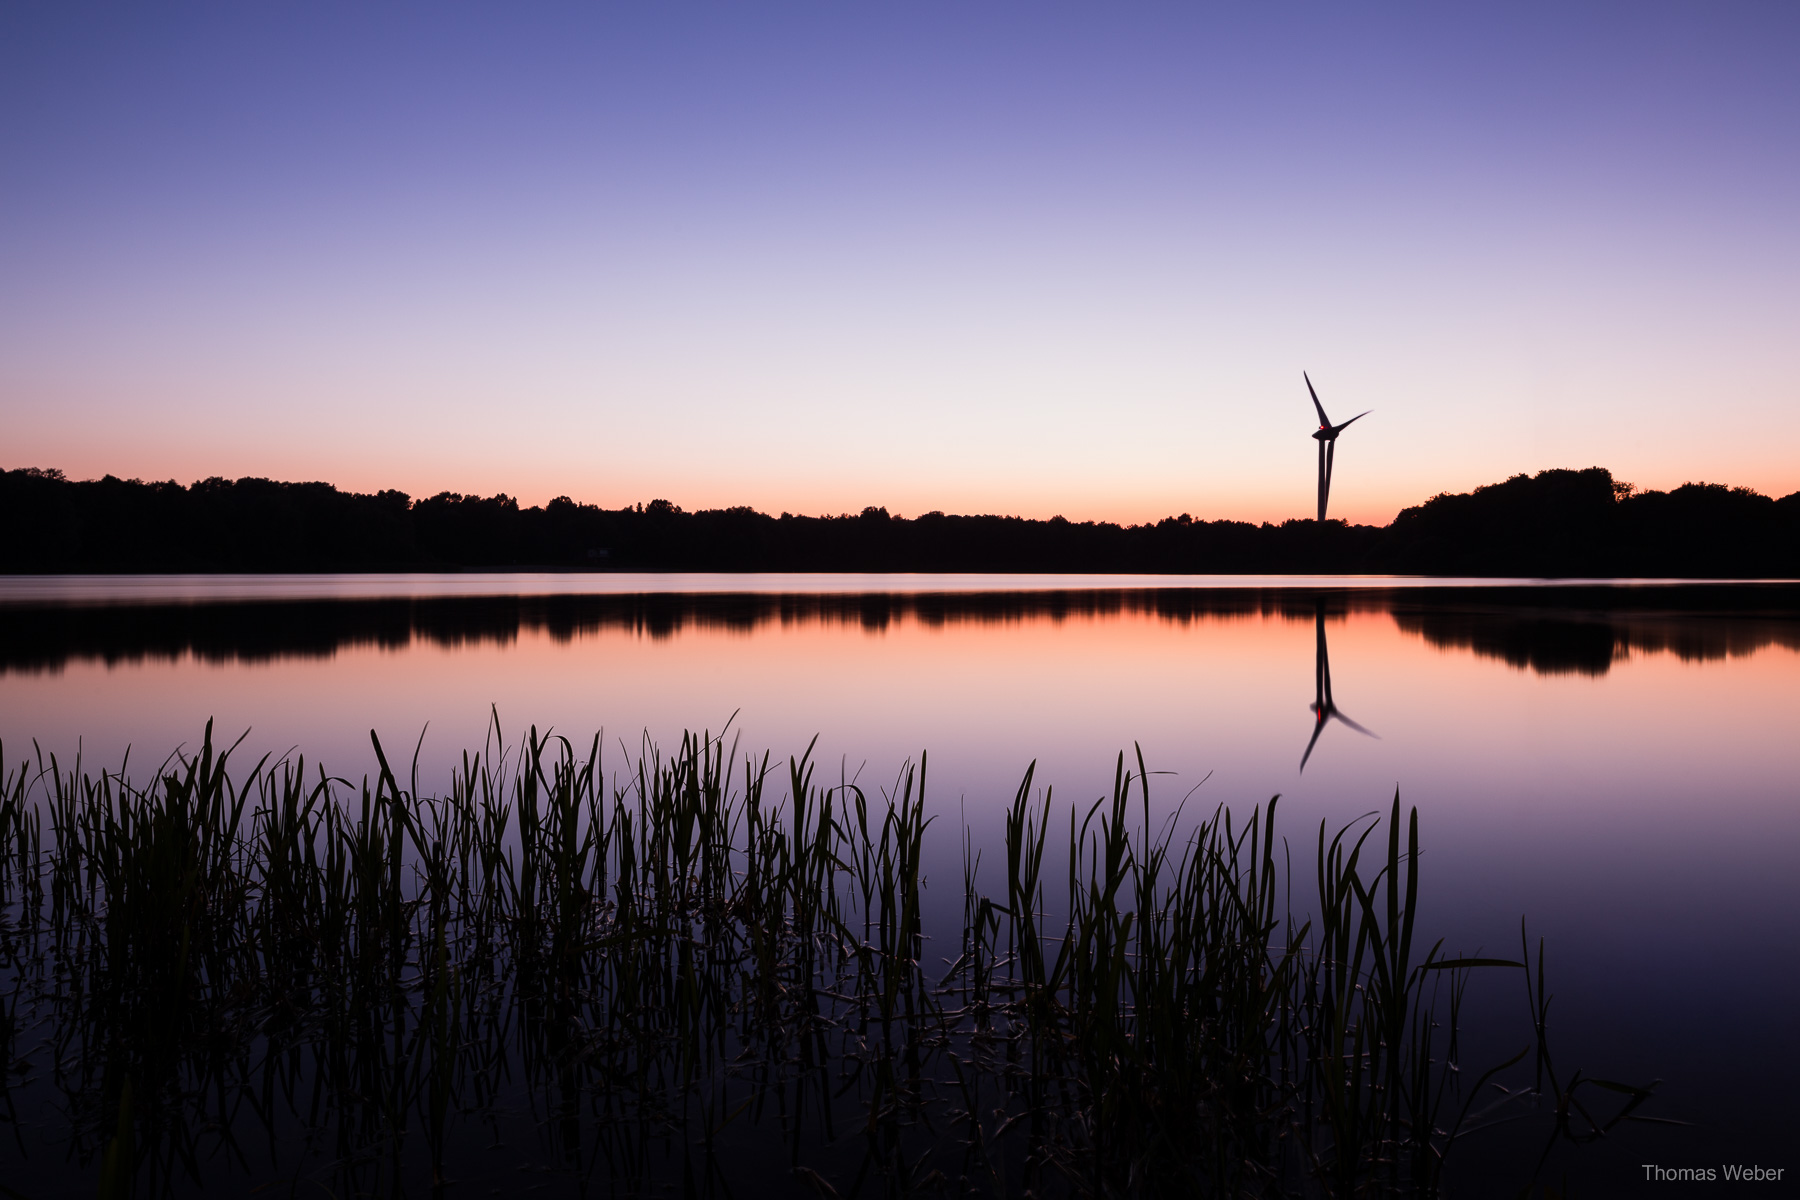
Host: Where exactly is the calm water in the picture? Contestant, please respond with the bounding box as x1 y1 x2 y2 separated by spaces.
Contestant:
2 573 1797 1190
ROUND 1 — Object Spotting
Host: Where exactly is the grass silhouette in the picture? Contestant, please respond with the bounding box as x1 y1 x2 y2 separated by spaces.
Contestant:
0 720 1660 1197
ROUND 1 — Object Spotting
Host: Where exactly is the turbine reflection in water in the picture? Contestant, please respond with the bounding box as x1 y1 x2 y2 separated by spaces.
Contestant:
1301 600 1379 772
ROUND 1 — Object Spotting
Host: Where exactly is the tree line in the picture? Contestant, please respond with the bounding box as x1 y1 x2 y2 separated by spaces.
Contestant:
2 465 1796 576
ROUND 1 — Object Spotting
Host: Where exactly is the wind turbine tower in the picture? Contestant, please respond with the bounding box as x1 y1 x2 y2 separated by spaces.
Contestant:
1305 372 1371 522
1300 600 1378 772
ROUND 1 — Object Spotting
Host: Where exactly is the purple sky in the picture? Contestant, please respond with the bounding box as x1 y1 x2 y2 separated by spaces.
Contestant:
3 2 1796 524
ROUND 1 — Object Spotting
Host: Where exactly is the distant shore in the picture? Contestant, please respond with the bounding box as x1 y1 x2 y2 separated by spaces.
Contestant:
5 464 1798 577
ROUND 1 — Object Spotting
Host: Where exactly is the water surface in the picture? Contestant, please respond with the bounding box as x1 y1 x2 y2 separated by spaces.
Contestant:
2 573 1795 1190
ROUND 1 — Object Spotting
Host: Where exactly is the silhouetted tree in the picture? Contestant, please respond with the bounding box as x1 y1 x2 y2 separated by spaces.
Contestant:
3 465 1795 576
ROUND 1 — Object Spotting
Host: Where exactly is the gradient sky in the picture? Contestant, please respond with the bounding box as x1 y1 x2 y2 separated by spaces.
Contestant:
3 2 1797 525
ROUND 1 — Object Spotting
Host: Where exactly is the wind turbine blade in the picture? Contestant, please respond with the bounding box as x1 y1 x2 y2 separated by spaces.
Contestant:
1333 410 1373 435
1300 716 1326 772
1322 439 1335 520
1333 711 1380 739
1304 372 1332 427
1317 439 1328 521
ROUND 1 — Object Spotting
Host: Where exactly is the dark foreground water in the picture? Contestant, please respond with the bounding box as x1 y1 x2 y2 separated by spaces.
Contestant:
1 574 1795 1196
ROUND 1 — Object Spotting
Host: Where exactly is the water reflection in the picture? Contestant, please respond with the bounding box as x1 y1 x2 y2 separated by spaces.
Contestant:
0 576 1794 1190
4 582 1797 676
1392 604 1800 675
1301 601 1378 772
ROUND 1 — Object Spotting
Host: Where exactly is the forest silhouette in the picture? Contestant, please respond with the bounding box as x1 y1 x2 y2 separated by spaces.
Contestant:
3 465 1797 577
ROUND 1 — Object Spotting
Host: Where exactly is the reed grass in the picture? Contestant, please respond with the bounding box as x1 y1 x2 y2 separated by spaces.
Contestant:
0 721 1658 1198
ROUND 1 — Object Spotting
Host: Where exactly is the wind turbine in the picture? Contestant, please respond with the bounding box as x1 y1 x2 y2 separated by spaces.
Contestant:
1300 600 1378 772
1305 372 1371 522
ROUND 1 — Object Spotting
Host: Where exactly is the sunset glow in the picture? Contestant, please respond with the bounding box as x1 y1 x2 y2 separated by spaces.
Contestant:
4 4 1797 522
3 11 1796 1188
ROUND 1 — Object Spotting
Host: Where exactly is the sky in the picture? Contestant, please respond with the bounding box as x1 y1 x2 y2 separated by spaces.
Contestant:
2 2 1797 526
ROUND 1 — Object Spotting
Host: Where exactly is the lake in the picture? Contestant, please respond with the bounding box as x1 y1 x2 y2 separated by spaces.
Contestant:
1 573 1795 1195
